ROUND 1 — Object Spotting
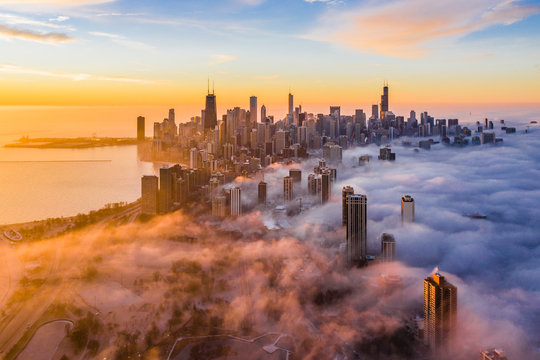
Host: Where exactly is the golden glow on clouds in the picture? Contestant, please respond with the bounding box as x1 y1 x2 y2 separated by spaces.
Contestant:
0 24 72 43
308 0 540 58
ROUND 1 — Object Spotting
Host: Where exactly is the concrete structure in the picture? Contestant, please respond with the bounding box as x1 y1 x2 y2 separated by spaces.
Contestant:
159 166 174 214
258 181 267 205
250 96 257 124
212 195 227 217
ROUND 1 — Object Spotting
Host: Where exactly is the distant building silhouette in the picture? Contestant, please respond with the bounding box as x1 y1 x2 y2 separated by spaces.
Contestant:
137 116 145 141
141 175 158 215
250 96 257 125
283 176 293 202
159 166 174 214
258 181 267 205
204 87 217 131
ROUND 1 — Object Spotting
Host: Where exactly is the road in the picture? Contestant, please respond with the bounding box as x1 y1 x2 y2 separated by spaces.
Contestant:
0 203 141 359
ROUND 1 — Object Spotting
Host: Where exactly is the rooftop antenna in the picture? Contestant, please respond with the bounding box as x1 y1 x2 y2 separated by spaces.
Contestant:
212 80 215 95
207 76 210 94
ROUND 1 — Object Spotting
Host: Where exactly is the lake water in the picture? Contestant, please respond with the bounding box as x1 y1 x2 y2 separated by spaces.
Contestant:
0 104 538 225
0 144 156 225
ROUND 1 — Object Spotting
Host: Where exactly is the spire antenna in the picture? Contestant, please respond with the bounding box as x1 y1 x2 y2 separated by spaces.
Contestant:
207 76 210 94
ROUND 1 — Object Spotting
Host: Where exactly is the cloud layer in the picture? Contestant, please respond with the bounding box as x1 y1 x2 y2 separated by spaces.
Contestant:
307 0 540 58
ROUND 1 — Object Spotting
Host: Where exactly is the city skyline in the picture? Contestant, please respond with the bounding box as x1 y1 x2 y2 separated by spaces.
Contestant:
0 0 539 107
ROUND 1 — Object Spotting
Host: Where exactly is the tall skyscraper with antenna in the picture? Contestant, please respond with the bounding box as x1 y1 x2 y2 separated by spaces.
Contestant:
204 79 217 132
380 81 389 120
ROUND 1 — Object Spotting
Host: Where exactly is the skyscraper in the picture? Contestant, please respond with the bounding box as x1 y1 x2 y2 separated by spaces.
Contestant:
159 166 174 214
288 91 293 119
380 82 389 120
258 181 267 205
381 233 396 262
137 116 145 141
261 104 266 122
283 176 293 202
372 104 379 120
424 271 457 352
401 195 415 222
230 187 242 216
342 186 354 226
321 172 331 204
190 148 198 169
346 194 367 266
250 96 257 125
204 86 217 131
141 175 158 215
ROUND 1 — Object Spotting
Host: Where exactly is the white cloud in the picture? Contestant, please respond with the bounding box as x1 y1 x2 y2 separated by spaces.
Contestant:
0 64 150 83
0 0 113 5
305 0 540 58
0 12 72 30
49 15 69 22
88 31 152 50
208 54 238 66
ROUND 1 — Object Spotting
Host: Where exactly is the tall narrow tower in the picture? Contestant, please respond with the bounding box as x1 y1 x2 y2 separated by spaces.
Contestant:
283 176 293 202
346 194 367 266
288 91 294 119
204 81 217 132
424 271 457 352
230 187 242 217
380 81 389 120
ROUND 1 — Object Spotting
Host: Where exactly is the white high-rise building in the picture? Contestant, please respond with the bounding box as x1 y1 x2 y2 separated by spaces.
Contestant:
189 147 198 169
401 195 415 222
230 187 242 216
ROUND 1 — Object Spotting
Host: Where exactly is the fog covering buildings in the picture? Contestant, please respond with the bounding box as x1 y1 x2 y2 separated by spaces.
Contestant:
131 87 539 359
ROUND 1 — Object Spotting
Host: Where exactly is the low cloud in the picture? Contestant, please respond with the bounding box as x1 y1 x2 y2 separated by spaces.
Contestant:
305 0 540 58
0 24 72 43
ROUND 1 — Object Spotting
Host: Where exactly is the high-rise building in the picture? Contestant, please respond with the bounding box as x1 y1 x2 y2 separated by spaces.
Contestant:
288 92 294 119
141 175 158 215
258 181 267 205
380 82 389 119
212 195 227 217
283 176 293 202
230 187 242 216
480 349 508 360
250 96 257 125
190 148 198 169
381 233 396 262
346 194 367 266
137 116 145 141
372 104 379 119
159 166 174 214
321 172 331 204
261 104 266 122
424 271 457 352
378 148 396 161
342 186 354 226
204 87 217 131
401 195 415 222
289 169 301 183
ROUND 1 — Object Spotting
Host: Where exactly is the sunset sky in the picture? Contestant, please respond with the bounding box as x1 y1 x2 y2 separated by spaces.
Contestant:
0 0 539 112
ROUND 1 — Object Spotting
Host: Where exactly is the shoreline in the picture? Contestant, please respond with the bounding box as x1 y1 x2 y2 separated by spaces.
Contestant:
4 137 145 149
